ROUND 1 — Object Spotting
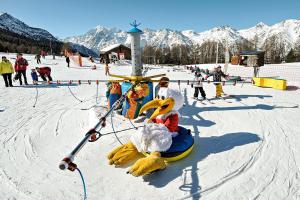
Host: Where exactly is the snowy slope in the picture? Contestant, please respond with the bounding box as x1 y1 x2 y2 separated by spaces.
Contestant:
0 53 300 199
0 12 57 41
64 19 300 54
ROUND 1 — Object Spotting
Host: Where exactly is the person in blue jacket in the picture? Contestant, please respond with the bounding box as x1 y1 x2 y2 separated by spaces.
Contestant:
31 69 38 85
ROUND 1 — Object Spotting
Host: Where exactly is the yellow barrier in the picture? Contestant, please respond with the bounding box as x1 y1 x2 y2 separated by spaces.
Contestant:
253 77 287 90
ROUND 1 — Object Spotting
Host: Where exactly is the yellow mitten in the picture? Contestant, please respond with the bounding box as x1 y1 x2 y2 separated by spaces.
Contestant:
127 152 166 176
107 142 139 166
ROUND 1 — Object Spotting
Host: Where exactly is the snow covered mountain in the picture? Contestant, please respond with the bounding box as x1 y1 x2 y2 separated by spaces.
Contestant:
239 19 300 51
64 26 128 53
0 12 57 41
64 19 300 54
0 12 97 56
181 26 249 47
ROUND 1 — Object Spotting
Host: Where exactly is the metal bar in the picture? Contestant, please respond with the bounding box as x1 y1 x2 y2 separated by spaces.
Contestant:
39 79 253 84
59 84 134 171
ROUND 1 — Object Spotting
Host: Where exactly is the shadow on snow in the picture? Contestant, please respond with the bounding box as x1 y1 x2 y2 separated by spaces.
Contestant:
142 88 297 199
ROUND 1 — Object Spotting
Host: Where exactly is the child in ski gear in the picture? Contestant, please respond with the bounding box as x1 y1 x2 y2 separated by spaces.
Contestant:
31 69 38 85
205 65 229 97
192 72 206 100
155 76 169 98
36 67 52 82
105 63 110 76
14 53 29 85
89 56 94 63
66 56 70 67
35 54 41 64
0 56 14 87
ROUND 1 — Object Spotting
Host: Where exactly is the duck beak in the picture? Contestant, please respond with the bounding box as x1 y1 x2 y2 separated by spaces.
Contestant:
139 98 175 122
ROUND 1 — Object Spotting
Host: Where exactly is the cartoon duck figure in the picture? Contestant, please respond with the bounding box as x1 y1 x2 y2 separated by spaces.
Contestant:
107 87 184 176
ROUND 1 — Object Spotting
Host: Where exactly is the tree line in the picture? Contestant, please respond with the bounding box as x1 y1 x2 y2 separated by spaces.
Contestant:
0 28 74 56
142 38 300 65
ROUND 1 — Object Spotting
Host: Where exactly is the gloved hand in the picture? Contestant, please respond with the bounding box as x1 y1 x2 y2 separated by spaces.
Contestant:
107 142 139 166
127 152 166 176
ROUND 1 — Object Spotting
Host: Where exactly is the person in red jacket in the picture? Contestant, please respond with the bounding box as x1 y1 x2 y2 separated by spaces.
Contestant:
36 67 53 82
14 53 28 85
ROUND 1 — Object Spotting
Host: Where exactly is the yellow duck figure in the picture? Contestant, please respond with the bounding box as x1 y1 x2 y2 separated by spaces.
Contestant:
107 87 184 176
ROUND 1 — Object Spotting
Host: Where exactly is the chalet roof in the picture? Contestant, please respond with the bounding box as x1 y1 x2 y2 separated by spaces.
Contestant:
100 44 130 54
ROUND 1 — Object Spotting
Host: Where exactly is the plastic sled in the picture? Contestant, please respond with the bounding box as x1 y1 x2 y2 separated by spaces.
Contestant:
143 126 194 162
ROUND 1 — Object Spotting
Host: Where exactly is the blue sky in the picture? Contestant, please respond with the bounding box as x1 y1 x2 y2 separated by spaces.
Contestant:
1 0 299 38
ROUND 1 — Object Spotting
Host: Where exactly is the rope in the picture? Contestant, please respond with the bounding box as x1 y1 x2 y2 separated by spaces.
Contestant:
33 87 39 108
128 118 138 130
101 125 144 136
110 113 123 145
67 85 83 103
76 168 87 200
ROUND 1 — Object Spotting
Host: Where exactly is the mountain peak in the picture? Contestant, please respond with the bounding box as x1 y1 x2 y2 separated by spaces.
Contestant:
278 19 300 26
0 12 14 19
211 25 236 32
0 12 57 41
256 22 268 27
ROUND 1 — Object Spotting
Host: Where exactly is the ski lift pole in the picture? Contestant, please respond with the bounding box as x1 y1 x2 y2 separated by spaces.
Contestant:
59 83 136 171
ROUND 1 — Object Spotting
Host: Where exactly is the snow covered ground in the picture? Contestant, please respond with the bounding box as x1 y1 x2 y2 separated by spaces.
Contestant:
0 53 300 200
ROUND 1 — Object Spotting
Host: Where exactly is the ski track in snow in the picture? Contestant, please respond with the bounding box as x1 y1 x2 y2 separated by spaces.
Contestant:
0 53 300 200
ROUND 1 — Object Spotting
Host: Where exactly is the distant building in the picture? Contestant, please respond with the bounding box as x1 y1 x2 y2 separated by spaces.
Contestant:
231 50 265 67
99 44 131 63
231 50 265 77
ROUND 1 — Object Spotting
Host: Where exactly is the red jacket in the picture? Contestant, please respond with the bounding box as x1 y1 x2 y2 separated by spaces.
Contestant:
152 113 179 133
14 58 28 71
38 67 51 76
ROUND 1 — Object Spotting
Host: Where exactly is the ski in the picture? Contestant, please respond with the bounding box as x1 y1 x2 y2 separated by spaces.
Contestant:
203 99 214 104
208 97 232 103
191 97 206 105
198 100 206 105
219 97 232 103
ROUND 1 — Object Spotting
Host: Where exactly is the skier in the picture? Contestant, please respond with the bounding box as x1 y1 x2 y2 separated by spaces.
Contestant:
0 56 14 87
35 54 41 64
66 56 70 67
36 67 53 82
31 69 38 85
192 72 206 100
105 63 110 76
205 65 229 98
195 66 200 73
89 56 94 63
14 53 29 85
